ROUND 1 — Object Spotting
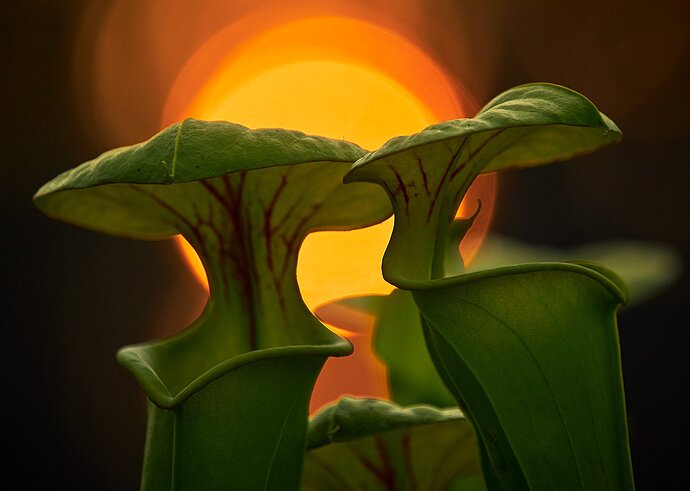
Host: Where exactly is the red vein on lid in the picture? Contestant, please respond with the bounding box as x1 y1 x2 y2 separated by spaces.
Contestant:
199 178 258 350
343 442 389 487
426 138 469 222
373 435 396 491
402 430 418 491
389 165 410 222
417 157 431 198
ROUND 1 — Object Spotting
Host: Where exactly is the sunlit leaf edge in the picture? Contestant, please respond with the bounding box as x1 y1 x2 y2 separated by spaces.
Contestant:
35 119 366 196
398 261 628 304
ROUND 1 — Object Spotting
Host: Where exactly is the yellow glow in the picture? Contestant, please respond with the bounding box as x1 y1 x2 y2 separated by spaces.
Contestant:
170 18 473 314
177 59 436 308
197 61 436 148
166 16 494 411
162 17 465 126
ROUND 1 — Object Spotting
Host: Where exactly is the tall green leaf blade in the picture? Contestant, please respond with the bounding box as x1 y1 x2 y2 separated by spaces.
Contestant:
413 262 634 490
303 397 484 491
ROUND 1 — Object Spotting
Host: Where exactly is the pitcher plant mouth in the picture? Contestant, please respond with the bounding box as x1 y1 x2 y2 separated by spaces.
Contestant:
118 334 353 409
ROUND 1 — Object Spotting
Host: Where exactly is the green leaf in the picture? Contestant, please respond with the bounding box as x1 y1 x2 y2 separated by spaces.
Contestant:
470 235 681 305
323 291 455 408
302 397 484 491
314 207 481 407
344 83 621 282
414 262 635 490
34 120 393 490
371 289 456 408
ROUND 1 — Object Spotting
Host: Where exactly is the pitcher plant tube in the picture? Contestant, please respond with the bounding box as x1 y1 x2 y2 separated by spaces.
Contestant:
344 82 633 490
34 120 391 489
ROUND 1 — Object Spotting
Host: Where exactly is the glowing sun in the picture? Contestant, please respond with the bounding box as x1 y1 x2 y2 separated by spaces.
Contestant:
162 15 495 409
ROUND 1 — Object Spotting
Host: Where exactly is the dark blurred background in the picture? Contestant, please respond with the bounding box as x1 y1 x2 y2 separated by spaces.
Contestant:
4 1 689 489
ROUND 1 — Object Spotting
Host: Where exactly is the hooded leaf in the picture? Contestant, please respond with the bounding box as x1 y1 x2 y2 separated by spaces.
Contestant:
344 83 621 283
34 120 393 490
34 119 392 355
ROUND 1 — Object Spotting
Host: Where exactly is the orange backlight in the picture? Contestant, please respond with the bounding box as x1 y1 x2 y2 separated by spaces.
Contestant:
164 15 495 411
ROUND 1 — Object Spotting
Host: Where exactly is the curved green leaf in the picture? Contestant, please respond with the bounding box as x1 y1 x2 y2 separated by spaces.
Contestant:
345 83 621 283
414 262 634 490
303 397 484 491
